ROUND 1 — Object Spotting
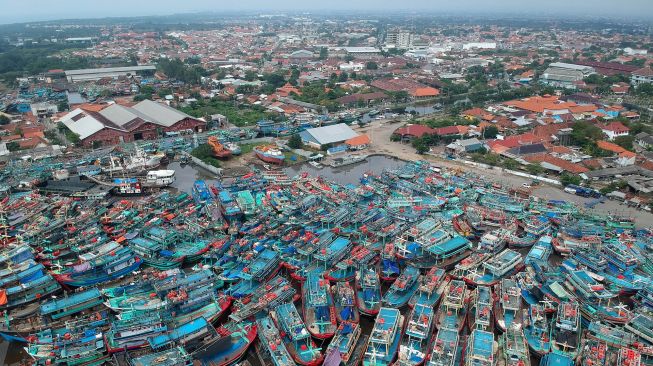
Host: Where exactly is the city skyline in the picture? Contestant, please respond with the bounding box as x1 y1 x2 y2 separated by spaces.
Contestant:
1 0 653 24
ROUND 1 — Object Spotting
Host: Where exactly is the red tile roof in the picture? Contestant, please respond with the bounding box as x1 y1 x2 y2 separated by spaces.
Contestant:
394 125 435 138
345 134 371 146
525 153 589 174
601 121 630 133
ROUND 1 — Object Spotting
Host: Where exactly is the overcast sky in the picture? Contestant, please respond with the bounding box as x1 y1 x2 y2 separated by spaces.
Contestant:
0 0 652 23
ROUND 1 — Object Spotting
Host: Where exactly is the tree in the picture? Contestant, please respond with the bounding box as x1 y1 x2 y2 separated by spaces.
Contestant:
412 138 429 154
288 134 303 149
57 101 69 112
6 141 20 152
636 83 653 97
614 135 634 151
366 61 378 70
482 125 499 139
560 173 581 186
527 163 545 175
338 72 348 82
0 115 10 125
319 47 328 60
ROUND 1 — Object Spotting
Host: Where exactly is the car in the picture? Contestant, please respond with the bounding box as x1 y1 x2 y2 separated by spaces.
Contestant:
521 183 532 188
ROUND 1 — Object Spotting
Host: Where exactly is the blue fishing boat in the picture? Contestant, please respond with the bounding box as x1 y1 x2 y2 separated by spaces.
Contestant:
148 317 216 351
363 307 404 366
192 321 257 366
52 246 142 287
128 346 192 366
397 304 435 365
256 315 295 366
40 288 105 322
500 328 531 366
550 302 581 362
408 267 446 308
217 190 243 222
524 303 552 356
302 270 337 339
426 327 460 366
424 234 472 271
192 180 213 204
468 285 493 332
332 281 359 324
540 351 575 366
525 236 553 265
383 266 420 308
625 311 653 344
105 311 167 353
465 329 497 366
325 322 368 366
356 267 382 316
435 280 468 332
464 249 524 286
272 302 323 366
494 278 524 333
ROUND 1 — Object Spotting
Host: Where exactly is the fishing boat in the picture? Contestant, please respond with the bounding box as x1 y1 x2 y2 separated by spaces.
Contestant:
523 303 552 357
192 321 258 366
397 304 435 366
524 236 552 265
435 280 468 332
468 285 493 332
625 311 653 344
463 249 523 287
550 302 582 362
383 266 420 308
255 145 286 164
105 311 167 353
52 246 143 287
127 346 192 366
477 230 507 254
325 322 367 366
465 329 497 366
363 307 404 366
500 327 531 366
355 267 382 316
256 315 295 366
302 271 337 339
408 267 446 308
332 281 359 324
272 302 323 366
426 327 460 366
494 278 524 333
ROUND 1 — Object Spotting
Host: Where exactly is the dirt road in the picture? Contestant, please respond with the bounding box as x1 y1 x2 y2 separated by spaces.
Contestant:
353 119 653 228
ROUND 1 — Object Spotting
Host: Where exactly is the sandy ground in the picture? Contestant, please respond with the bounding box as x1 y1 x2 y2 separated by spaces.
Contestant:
353 119 653 228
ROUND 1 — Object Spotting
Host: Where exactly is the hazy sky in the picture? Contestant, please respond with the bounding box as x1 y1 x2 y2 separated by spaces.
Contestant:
0 0 652 23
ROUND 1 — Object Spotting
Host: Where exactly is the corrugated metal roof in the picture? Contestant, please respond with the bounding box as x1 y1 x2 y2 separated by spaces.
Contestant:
304 123 358 145
65 65 155 76
132 100 191 127
61 109 105 140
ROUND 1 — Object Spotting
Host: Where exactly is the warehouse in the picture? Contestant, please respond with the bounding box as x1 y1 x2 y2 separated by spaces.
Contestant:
59 100 205 147
299 123 359 149
64 65 156 82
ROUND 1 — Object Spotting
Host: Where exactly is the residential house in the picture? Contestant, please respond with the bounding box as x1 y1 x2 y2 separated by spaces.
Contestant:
393 124 435 141
600 121 630 141
445 138 484 155
631 67 653 85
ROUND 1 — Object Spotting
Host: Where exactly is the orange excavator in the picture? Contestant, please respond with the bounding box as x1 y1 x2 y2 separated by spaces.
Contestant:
207 136 232 158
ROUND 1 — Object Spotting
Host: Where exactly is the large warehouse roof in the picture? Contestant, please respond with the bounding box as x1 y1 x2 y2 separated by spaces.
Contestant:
302 123 359 145
132 99 192 127
65 65 156 76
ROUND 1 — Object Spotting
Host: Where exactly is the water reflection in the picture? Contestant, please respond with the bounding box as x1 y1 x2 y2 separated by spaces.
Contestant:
283 155 406 185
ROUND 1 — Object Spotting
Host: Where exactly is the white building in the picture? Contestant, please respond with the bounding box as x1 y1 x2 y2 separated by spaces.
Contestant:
631 67 653 85
385 30 413 49
339 62 365 72
462 42 497 50
624 47 648 56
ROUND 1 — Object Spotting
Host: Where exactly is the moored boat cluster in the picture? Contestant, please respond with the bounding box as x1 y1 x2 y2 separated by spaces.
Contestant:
0 160 651 366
